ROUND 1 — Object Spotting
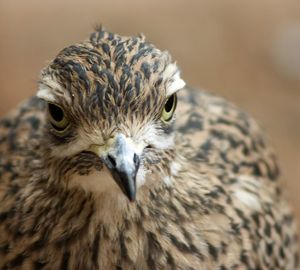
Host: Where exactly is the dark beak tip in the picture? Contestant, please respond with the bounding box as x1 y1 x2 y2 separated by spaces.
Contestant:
109 170 137 203
103 154 138 204
128 197 136 203
126 189 136 203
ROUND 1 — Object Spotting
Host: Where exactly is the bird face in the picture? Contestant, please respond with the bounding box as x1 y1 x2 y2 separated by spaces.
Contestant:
37 30 185 201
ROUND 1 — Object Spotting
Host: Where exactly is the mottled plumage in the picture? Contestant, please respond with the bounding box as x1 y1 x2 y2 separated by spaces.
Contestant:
0 29 298 269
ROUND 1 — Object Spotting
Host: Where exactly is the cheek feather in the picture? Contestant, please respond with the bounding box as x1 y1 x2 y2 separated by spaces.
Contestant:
163 176 173 187
170 160 181 176
49 127 106 158
68 167 120 194
49 136 89 158
136 163 147 188
135 122 175 150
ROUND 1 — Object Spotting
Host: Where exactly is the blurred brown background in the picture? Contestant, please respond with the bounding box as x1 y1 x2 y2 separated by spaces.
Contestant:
0 0 299 221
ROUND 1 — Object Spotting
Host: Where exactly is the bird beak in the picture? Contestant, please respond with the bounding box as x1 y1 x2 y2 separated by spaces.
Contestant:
89 134 141 202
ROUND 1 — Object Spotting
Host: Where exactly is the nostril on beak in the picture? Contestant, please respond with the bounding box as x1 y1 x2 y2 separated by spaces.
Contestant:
133 153 140 168
107 154 117 169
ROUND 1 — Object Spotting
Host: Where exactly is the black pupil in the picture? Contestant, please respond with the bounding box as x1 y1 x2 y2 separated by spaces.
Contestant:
48 104 64 122
165 95 175 113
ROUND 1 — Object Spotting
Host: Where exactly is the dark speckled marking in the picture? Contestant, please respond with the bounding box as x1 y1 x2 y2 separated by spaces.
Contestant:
0 29 298 270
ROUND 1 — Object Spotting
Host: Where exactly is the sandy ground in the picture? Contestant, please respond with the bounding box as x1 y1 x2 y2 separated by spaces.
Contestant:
0 0 299 226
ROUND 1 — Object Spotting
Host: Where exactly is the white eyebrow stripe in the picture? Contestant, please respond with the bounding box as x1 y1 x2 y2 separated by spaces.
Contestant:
37 75 72 104
166 75 186 96
36 87 57 102
163 63 186 96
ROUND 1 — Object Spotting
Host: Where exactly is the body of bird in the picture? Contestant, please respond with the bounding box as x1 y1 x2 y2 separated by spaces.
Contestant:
0 29 298 269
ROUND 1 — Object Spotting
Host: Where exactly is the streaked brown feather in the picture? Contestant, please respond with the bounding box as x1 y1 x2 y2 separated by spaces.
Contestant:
0 29 298 269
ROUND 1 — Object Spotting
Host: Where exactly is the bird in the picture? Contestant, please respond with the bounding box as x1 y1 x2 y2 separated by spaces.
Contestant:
0 27 299 270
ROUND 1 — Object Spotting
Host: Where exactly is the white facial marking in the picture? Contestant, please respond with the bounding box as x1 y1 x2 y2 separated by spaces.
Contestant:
138 122 175 150
36 88 57 103
37 75 71 103
164 63 186 96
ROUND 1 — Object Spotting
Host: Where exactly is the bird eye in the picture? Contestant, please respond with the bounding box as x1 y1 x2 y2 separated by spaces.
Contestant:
161 94 177 122
47 103 70 133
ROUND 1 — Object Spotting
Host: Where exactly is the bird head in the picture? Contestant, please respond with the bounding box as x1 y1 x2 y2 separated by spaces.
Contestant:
37 29 185 202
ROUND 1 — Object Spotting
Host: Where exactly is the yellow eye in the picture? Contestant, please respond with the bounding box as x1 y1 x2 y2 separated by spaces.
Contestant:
47 103 70 133
161 94 177 122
